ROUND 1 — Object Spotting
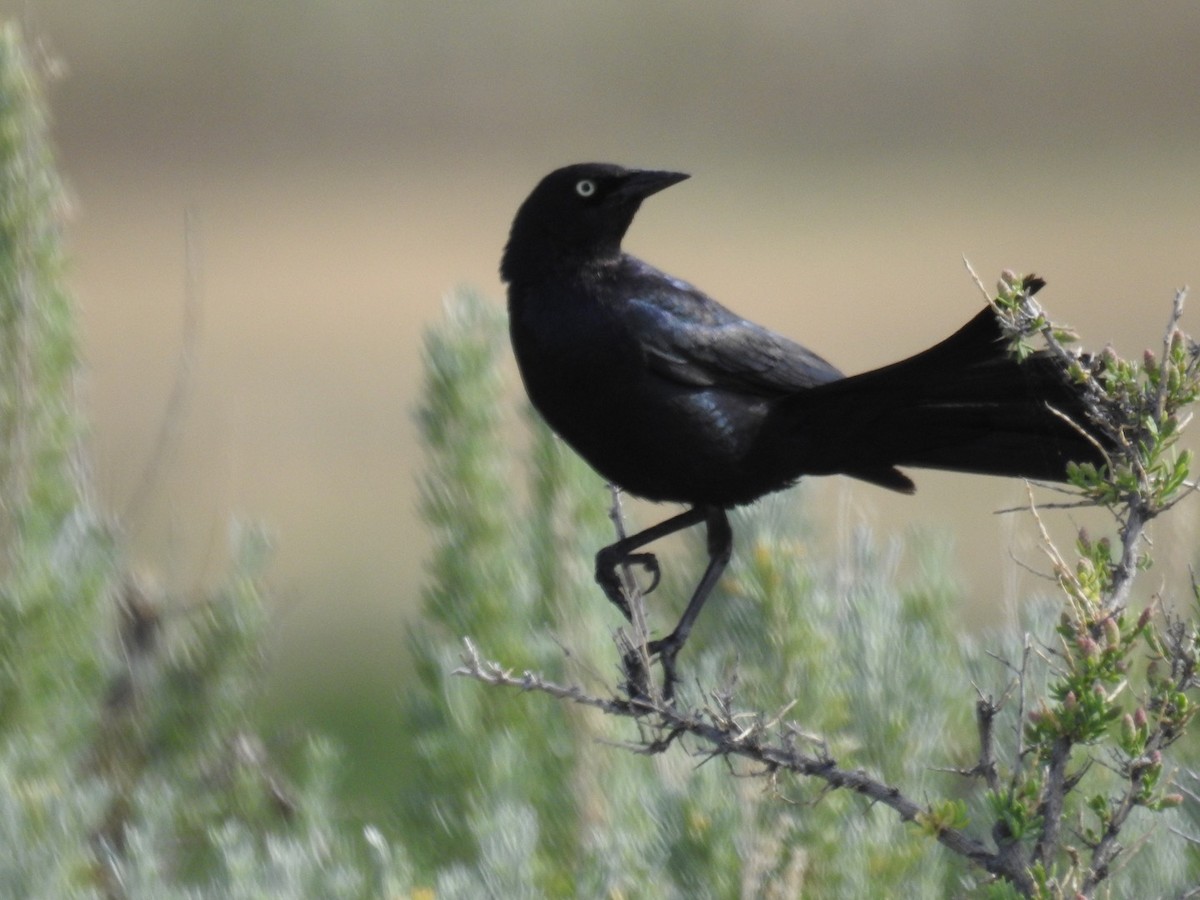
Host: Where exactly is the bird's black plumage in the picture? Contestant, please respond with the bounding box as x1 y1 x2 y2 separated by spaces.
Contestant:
502 162 1107 697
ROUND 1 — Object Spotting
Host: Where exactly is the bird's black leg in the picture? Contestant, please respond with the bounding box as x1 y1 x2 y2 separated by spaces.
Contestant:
594 506 709 621
594 505 732 701
594 506 711 699
646 507 732 700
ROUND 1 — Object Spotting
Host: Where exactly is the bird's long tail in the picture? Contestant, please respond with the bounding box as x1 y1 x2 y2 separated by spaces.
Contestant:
783 293 1109 493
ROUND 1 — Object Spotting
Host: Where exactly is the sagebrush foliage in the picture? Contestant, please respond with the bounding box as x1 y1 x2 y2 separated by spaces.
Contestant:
0 25 412 898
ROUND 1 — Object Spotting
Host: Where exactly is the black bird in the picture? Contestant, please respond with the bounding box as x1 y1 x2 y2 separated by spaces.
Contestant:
502 162 1106 697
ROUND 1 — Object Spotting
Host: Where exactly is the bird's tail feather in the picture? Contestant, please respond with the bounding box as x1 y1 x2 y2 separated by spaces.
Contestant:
783 305 1107 492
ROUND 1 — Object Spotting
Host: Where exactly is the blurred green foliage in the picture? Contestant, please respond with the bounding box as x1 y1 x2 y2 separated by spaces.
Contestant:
0 24 412 898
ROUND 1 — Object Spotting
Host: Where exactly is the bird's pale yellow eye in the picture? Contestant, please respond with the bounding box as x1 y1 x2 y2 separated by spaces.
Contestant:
575 179 596 198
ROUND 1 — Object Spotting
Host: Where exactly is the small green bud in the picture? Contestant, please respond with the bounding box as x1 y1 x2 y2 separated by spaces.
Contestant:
1103 616 1121 649
1121 713 1136 746
1078 635 1100 661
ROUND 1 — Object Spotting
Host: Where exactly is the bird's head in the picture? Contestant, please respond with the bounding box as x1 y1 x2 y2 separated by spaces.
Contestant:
501 162 689 284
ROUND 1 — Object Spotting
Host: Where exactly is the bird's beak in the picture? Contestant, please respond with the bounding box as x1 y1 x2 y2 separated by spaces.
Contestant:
616 169 690 201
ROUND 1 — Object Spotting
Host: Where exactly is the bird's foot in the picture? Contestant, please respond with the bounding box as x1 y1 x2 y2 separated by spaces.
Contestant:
621 635 680 706
621 645 652 702
595 551 661 621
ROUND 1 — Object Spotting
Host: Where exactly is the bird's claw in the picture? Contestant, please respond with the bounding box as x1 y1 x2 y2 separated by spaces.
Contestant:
595 566 632 621
595 550 662 622
622 646 651 701
623 552 661 595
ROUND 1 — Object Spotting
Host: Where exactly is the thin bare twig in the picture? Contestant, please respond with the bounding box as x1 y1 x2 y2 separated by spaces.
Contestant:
122 207 204 525
607 484 658 703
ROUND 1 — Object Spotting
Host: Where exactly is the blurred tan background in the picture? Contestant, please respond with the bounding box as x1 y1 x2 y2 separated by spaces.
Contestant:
5 1 1200 796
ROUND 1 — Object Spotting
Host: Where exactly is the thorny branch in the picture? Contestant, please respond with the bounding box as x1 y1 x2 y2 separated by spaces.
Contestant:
453 637 1035 893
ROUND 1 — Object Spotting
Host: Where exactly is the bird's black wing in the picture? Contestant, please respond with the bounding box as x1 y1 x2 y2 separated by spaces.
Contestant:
617 259 844 395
